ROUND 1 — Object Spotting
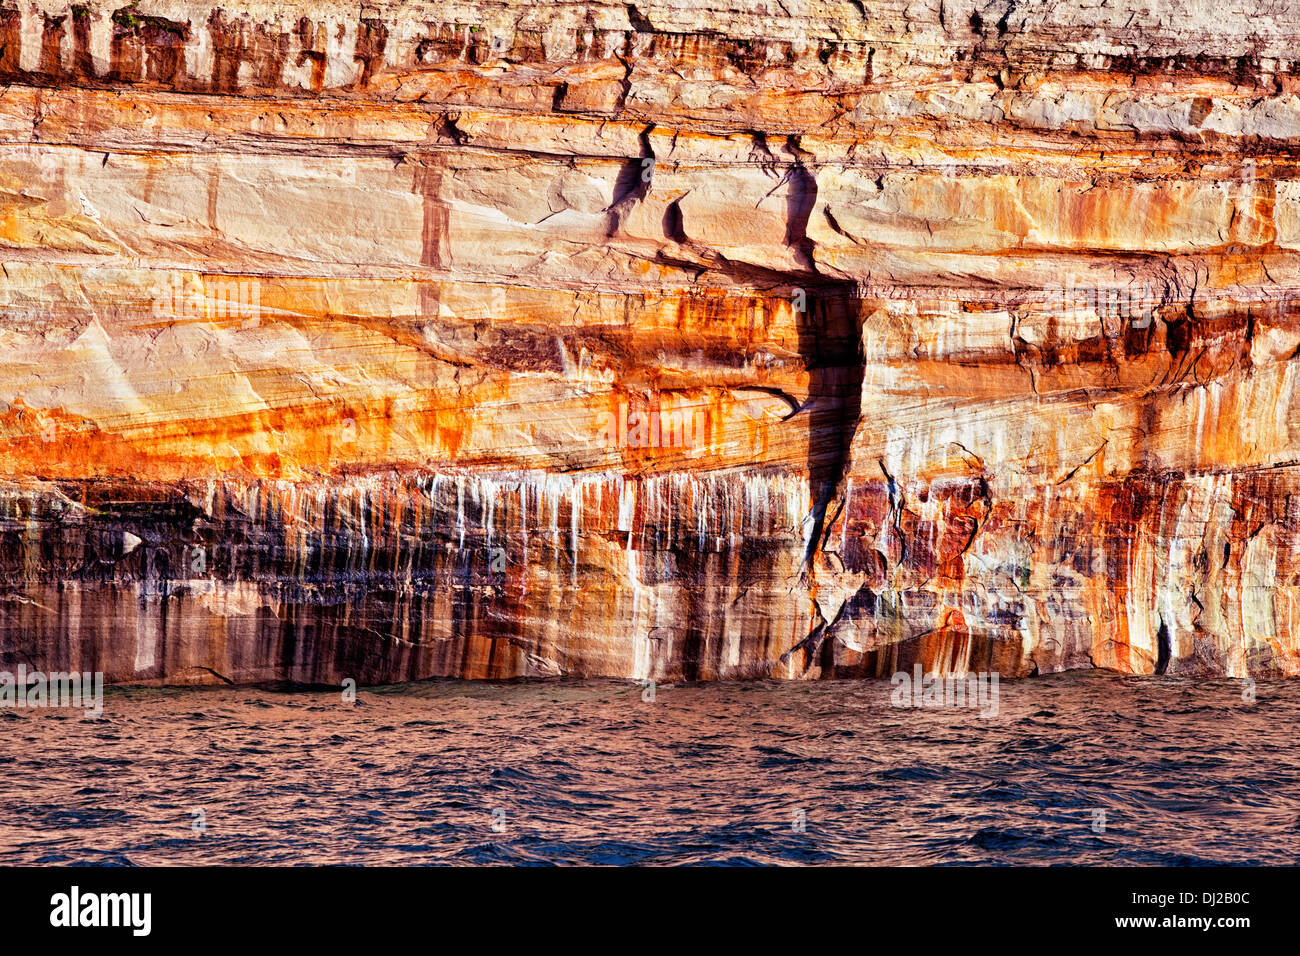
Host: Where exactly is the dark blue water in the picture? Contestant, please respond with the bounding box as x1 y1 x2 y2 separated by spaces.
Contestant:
1 673 1297 864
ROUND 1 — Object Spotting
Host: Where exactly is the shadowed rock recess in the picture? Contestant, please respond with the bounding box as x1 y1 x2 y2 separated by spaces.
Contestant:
3 0 1300 684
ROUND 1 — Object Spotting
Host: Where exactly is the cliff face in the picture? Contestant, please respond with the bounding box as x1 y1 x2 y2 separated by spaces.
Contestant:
2 0 1299 683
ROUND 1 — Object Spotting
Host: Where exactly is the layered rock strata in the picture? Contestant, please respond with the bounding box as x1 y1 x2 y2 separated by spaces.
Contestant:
2 0 1300 682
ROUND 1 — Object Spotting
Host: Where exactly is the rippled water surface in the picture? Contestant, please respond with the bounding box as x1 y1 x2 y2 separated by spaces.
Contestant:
2 674 1297 865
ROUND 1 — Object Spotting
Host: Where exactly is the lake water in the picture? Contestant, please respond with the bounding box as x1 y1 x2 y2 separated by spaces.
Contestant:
1 673 1297 865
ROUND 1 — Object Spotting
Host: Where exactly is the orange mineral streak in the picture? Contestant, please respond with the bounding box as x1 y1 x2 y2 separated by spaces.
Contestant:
1 284 815 481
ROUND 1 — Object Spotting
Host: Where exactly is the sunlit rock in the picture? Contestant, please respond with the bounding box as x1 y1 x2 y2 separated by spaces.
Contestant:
2 0 1299 683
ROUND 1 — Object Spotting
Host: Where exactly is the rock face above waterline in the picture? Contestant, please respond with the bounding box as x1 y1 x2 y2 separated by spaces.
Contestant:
2 0 1299 683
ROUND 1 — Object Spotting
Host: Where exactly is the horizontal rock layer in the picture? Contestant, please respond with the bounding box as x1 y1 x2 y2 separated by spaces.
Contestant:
2 0 1300 681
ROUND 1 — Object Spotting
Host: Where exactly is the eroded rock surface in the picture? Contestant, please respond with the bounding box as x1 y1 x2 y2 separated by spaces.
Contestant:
2 0 1300 682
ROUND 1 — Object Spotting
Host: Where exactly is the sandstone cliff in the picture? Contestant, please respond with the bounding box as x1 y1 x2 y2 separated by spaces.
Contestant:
2 0 1299 683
